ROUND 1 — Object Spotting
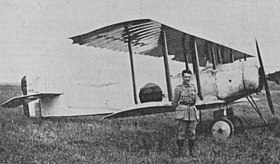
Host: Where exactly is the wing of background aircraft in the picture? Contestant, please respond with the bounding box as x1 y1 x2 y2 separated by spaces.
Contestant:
70 19 256 119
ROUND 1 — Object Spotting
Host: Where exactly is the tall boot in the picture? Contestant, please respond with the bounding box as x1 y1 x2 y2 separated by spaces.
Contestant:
188 139 198 158
176 139 184 157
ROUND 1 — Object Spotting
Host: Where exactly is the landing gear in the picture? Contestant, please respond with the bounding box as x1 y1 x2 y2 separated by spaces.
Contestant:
211 107 246 141
228 115 245 134
212 118 234 141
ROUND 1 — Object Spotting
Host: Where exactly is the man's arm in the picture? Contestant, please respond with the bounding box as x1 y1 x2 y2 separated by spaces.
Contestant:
171 87 180 110
190 84 197 105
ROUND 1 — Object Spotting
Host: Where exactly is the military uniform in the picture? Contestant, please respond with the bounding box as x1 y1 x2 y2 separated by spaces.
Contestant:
172 83 199 157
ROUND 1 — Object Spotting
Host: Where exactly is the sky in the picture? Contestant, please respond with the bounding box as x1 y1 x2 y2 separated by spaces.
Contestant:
1 0 280 83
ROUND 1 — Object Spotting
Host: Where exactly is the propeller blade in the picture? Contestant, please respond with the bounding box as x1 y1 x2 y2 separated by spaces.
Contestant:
255 40 275 115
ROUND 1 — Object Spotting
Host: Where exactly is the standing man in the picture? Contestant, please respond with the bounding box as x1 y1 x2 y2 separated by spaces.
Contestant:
172 69 199 158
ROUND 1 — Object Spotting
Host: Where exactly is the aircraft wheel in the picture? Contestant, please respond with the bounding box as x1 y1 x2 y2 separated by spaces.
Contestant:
211 118 234 141
229 116 246 134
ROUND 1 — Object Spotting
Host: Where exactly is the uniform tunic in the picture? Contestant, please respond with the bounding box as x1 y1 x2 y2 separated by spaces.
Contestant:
172 83 199 140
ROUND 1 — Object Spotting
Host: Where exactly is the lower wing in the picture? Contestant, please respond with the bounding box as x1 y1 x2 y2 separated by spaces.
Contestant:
102 97 259 119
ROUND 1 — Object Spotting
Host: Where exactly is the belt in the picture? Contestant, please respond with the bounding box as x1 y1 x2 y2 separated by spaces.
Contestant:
180 102 196 107
180 102 190 106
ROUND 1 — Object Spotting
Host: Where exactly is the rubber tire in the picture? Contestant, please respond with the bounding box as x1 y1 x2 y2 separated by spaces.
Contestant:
228 116 246 134
211 118 234 141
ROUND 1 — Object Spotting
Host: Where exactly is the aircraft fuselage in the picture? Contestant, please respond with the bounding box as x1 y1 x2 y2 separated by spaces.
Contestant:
190 59 259 102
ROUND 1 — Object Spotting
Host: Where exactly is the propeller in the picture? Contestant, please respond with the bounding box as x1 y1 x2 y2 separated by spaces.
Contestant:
255 40 275 115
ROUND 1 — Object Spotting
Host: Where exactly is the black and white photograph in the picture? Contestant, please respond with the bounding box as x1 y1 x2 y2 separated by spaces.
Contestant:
0 0 279 163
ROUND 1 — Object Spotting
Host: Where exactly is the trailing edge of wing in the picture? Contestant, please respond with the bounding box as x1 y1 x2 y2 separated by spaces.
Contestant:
1 93 62 108
70 19 254 67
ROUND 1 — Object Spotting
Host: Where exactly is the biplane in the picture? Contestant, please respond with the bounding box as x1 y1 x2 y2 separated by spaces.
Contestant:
2 19 277 140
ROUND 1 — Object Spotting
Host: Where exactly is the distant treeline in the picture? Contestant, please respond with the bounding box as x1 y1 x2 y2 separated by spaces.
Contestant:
267 71 280 84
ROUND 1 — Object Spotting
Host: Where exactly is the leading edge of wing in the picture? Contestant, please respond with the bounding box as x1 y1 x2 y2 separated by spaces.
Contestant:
1 93 63 108
102 97 253 119
102 100 229 119
70 19 254 66
103 101 172 119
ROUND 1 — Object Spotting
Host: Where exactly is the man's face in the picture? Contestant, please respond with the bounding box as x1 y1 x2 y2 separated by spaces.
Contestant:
182 73 191 84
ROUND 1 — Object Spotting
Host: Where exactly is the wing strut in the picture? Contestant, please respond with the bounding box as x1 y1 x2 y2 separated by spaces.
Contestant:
125 26 138 104
230 49 234 63
182 33 189 70
217 46 222 64
161 29 173 101
220 47 225 64
204 41 211 64
190 36 203 100
243 53 247 61
211 44 217 70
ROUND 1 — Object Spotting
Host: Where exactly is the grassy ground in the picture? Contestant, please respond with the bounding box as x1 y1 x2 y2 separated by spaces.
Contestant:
0 84 279 163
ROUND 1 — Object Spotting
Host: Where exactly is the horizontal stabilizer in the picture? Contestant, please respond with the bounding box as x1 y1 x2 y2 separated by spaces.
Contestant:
1 93 62 108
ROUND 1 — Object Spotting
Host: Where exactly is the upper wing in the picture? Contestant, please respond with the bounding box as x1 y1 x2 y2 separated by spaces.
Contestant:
1 93 62 108
70 19 253 67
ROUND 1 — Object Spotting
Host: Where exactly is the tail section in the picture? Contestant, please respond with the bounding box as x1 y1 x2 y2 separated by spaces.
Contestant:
1 93 62 117
2 76 62 117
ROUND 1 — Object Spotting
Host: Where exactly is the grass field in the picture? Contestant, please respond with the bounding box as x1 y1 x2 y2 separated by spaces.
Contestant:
0 84 279 163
